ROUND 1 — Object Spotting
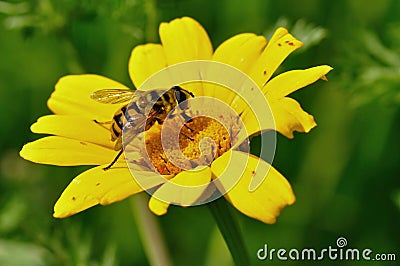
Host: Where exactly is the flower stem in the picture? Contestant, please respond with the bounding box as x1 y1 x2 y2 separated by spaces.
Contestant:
207 198 251 266
130 195 172 266
144 0 158 42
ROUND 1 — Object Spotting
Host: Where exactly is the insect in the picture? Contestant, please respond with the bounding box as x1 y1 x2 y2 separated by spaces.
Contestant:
91 86 195 170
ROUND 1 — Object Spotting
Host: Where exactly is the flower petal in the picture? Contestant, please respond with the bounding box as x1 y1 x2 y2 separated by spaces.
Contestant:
211 151 295 224
30 115 114 149
249 28 303 88
148 166 212 215
148 198 169 216
53 163 142 218
20 136 118 166
48 74 130 121
263 65 333 99
101 170 167 205
239 107 266 138
213 33 267 74
159 17 213 65
210 33 267 107
128 44 167 88
270 97 316 138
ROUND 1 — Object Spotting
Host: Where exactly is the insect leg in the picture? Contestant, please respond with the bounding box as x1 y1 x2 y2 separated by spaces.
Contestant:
179 111 197 133
159 116 194 141
179 131 194 141
103 149 124 170
94 120 112 131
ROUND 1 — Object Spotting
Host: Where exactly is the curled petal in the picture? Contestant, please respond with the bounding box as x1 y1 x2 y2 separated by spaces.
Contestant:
270 97 316 138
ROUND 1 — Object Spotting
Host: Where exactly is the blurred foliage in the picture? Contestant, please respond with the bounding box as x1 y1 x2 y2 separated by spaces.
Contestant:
0 0 399 265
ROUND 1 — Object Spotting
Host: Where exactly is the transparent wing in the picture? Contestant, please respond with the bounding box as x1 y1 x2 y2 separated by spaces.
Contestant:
90 89 136 104
122 113 147 145
123 108 161 142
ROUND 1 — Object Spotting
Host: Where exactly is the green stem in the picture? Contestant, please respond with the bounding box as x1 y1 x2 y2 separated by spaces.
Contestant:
208 198 251 266
144 0 158 42
61 38 85 73
130 195 172 266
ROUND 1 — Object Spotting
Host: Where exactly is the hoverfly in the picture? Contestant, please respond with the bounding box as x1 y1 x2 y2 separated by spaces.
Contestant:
91 86 195 170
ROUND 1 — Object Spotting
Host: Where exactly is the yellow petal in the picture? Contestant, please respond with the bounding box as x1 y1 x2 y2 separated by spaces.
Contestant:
20 136 118 166
232 95 275 141
211 151 295 224
53 163 142 218
48 74 130 121
210 150 249 195
101 171 167 205
213 33 267 74
159 17 213 65
195 82 238 108
211 33 267 107
270 97 316 138
239 107 265 138
128 44 167 88
249 28 303 88
148 197 169 216
263 65 333 99
148 166 212 215
30 115 114 149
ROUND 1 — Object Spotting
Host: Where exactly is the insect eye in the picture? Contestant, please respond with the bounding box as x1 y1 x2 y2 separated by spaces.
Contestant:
149 91 159 102
175 89 187 103
138 96 147 108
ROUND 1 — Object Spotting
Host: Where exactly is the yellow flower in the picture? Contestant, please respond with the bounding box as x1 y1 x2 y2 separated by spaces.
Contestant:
20 17 332 224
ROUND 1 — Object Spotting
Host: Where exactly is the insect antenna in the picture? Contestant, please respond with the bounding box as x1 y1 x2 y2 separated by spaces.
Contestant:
180 112 197 133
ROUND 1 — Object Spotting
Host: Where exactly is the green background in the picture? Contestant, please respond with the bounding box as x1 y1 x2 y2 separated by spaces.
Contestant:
0 0 399 265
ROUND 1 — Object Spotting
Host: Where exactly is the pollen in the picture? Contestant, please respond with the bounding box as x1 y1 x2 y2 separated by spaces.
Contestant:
144 117 232 175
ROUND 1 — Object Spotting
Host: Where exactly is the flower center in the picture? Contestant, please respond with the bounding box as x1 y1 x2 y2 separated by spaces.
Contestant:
144 116 233 175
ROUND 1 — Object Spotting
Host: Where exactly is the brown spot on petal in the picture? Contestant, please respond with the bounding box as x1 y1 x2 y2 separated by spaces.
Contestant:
72 196 76 201
80 142 87 145
96 183 100 186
